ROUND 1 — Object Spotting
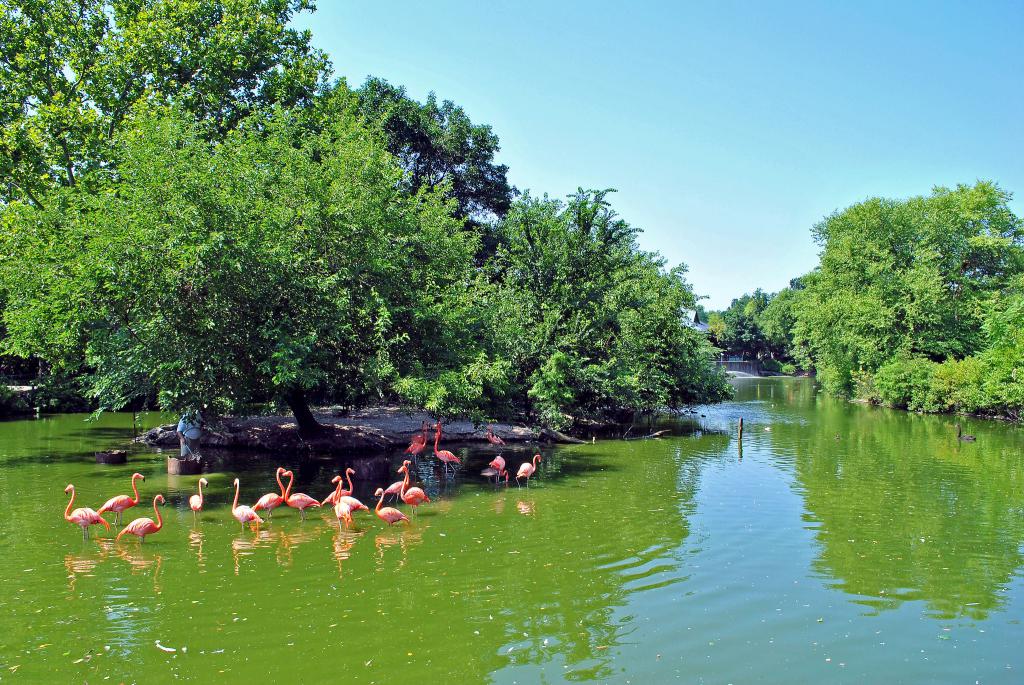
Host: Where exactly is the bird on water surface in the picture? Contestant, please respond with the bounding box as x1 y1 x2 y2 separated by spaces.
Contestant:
956 424 976 442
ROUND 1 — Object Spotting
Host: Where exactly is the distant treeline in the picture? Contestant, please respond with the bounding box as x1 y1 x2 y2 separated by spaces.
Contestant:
0 1 730 428
711 182 1024 420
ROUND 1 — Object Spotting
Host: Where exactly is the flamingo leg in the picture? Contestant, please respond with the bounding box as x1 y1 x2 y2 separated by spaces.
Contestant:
82 525 88 540
300 508 306 522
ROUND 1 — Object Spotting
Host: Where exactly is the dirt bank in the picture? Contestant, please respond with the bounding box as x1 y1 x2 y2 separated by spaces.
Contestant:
138 407 582 455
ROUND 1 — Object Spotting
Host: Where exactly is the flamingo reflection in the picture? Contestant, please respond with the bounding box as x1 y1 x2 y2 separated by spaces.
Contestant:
331 528 362 577
231 528 274 575
275 526 319 568
116 547 164 592
189 529 206 569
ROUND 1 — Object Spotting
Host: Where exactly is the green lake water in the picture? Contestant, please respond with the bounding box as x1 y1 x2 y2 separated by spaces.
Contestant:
1 377 1023 683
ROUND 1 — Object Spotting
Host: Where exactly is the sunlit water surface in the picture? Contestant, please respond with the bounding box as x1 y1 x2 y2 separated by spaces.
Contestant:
1 378 1023 683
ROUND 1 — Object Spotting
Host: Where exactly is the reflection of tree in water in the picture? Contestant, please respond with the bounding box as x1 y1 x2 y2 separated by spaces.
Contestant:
788 404 1024 619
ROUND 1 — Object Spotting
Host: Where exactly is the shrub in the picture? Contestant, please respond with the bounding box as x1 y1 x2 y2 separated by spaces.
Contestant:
873 357 938 410
928 358 987 414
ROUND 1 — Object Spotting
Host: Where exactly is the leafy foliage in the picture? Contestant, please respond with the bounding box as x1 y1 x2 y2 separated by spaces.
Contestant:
352 77 514 227
741 182 1024 418
797 182 1022 396
0 103 481 428
483 190 731 427
0 0 328 206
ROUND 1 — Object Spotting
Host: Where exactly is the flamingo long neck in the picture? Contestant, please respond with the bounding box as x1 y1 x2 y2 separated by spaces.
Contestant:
331 477 343 501
400 468 410 496
345 470 354 493
276 469 287 497
131 474 141 504
534 455 541 466
434 424 442 454
375 490 385 513
64 487 75 521
153 496 163 531
232 481 240 511
198 480 205 502
283 471 294 500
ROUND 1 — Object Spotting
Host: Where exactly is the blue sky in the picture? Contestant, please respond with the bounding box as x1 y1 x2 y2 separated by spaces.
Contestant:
294 1 1023 310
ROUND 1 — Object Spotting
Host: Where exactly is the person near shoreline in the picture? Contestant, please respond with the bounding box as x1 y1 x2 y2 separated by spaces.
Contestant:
176 410 203 458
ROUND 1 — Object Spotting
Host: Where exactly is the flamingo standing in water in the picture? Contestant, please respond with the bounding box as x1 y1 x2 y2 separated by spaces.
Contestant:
189 477 209 522
398 460 431 515
486 425 506 445
283 470 321 521
324 475 369 524
322 467 356 506
231 478 263 530
63 484 110 539
253 467 288 519
482 454 506 484
373 487 410 526
433 422 461 475
97 472 145 526
516 454 543 487
405 421 430 458
116 494 166 544
334 498 353 527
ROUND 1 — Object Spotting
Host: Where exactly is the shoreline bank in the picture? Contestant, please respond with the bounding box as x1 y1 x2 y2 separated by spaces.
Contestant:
138 406 585 455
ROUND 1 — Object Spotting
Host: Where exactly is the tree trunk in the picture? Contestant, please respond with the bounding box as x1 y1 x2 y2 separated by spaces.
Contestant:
284 388 322 437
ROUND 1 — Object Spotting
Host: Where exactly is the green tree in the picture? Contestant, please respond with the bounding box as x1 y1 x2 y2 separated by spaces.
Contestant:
718 289 771 360
0 104 481 433
0 0 328 207
352 77 514 228
797 182 1023 395
484 189 730 427
759 278 807 364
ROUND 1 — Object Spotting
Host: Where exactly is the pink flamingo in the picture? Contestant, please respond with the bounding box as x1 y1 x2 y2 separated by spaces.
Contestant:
334 498 353 527
189 477 209 522
516 454 543 487
116 494 166 544
484 466 510 486
321 467 356 506
433 422 461 475
398 460 431 515
323 474 369 517
382 476 405 503
373 487 409 526
283 470 321 521
338 495 368 514
231 478 263 530
253 467 288 518
64 484 110 539
486 425 506 445
483 454 506 484
97 472 145 526
405 421 430 457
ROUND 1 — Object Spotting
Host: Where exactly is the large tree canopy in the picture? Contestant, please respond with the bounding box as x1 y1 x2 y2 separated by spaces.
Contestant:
352 77 514 227
482 190 731 427
0 103 481 432
797 181 1023 395
0 0 329 206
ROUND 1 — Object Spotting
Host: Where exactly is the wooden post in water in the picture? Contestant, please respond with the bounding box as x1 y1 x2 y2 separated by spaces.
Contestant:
737 417 744 459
